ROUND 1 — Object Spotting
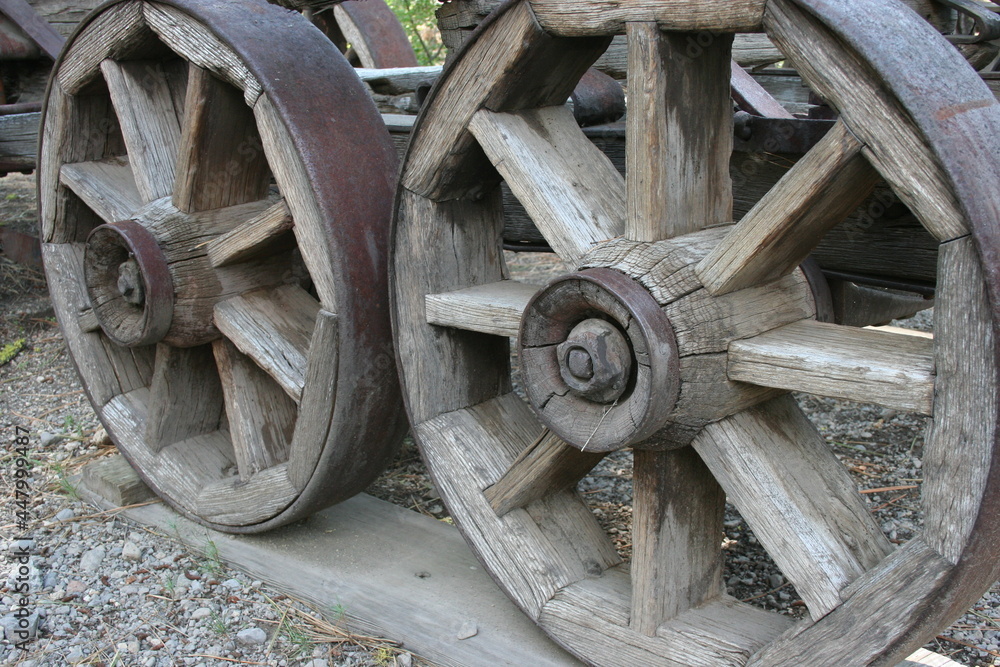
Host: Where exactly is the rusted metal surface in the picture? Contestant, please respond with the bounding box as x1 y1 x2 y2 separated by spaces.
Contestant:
336 0 419 68
0 14 40 59
733 112 836 154
0 227 41 268
0 0 65 59
569 67 625 127
54 0 407 533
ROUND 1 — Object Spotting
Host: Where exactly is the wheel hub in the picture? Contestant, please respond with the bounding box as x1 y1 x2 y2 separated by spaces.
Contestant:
84 220 174 347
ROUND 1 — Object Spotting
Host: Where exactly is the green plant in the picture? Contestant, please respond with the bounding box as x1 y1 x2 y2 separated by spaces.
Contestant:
0 338 25 366
199 538 224 577
51 462 81 500
209 610 229 636
385 0 445 65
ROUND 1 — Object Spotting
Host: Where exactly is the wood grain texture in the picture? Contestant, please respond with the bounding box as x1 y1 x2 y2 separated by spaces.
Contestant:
414 393 620 618
173 64 270 213
540 567 791 666
213 337 296 481
728 320 935 415
527 0 766 35
828 280 932 328
402 1 609 200
626 25 732 241
101 58 183 203
591 34 784 80
764 0 968 241
694 395 893 620
56 0 150 94
696 120 878 295
923 237 997 564
469 105 624 263
80 454 154 507
42 243 153 408
207 199 294 268
144 343 223 452
287 309 338 491
631 447 724 634
213 284 321 404
425 280 538 338
729 61 793 119
59 157 142 224
392 188 510 424
484 429 605 516
745 539 951 666
196 463 299 526
143 2 263 106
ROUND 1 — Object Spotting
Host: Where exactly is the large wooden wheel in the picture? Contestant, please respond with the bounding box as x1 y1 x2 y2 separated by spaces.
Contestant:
39 0 407 532
313 0 420 69
391 0 1000 663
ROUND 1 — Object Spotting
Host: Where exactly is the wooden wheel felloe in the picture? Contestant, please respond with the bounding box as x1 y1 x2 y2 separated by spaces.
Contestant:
392 0 1000 664
40 0 407 532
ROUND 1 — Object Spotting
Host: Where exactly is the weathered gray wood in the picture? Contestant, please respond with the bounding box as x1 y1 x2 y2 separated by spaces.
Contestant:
196 464 299 526
694 395 894 620
425 280 538 338
144 344 224 452
540 567 792 666
80 452 155 507
356 66 443 95
174 64 271 213
727 319 936 415
484 429 605 516
0 112 41 171
213 337 296 481
287 309 338 491
402 1 609 200
56 0 150 94
469 105 624 263
144 2 263 105
626 24 732 241
631 447 724 634
745 539 951 666
42 243 153 407
589 34 784 80
729 61 793 119
101 58 183 204
213 284 321 404
697 120 878 295
415 392 620 618
527 0 766 35
828 280 933 327
59 157 141 224
393 188 510 425
765 0 968 241
207 199 293 268
923 237 997 564
26 0 104 37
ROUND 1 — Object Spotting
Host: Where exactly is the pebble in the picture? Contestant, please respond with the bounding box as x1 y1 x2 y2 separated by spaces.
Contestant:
302 661 329 667
456 620 478 640
79 546 105 573
39 432 63 447
191 607 212 620
121 540 142 562
55 508 76 523
235 627 267 646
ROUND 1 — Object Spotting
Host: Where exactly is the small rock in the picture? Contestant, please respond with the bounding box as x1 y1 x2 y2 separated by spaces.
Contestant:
191 607 212 621
222 578 242 590
55 508 76 523
456 620 478 640
66 580 86 594
768 574 784 589
2 611 40 643
235 627 267 646
39 431 64 447
121 541 142 562
79 546 105 573
89 427 112 448
397 653 413 667
65 646 85 663
301 661 329 667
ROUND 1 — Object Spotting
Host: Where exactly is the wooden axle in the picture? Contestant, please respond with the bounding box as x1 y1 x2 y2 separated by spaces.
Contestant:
518 228 817 452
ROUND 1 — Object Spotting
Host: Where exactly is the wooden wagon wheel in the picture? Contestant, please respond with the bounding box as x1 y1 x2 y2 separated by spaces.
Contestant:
392 0 1000 663
39 0 407 532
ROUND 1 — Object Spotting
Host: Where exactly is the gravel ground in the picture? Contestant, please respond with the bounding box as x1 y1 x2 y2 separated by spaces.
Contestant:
1 172 999 666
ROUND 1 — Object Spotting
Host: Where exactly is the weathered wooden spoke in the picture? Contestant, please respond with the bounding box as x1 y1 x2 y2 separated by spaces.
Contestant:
392 0 1000 663
40 0 405 532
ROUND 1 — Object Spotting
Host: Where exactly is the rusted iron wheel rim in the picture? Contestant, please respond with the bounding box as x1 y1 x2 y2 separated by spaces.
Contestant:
391 0 1000 663
39 0 406 533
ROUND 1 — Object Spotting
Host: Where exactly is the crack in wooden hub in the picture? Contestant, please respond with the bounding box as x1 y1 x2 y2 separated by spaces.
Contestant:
84 221 174 347
519 268 680 452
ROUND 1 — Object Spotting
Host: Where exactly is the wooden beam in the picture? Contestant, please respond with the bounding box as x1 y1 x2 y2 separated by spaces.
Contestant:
425 280 537 338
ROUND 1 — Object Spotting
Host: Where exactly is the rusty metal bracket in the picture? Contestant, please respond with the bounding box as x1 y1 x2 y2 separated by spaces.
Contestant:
939 0 1000 43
